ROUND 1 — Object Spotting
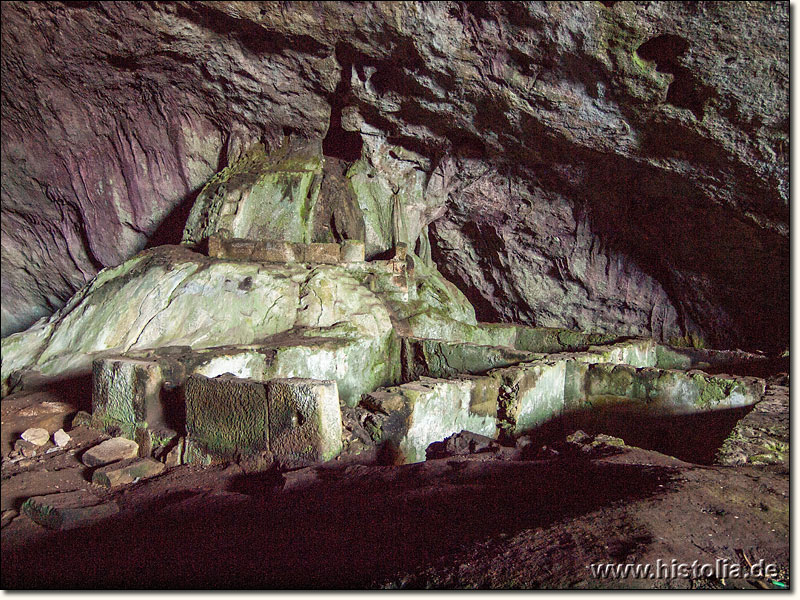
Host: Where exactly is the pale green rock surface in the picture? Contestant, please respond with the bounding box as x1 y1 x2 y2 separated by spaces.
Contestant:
364 377 497 464
1 247 302 392
490 360 569 435
182 139 324 246
295 266 393 337
1 246 421 396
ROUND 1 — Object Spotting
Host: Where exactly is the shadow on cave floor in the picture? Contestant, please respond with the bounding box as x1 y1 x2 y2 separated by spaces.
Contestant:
2 456 675 589
517 403 754 466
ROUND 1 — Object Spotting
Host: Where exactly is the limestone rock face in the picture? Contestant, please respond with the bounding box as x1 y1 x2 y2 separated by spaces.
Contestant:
0 246 301 392
0 243 471 397
1 2 788 352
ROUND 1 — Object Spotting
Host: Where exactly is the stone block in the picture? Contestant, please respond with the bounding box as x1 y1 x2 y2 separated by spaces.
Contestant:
92 357 164 430
207 234 224 258
267 378 342 465
251 240 298 263
394 243 408 261
340 240 365 263
22 490 119 531
225 238 256 260
362 377 497 464
184 374 269 460
92 457 166 488
164 438 185 468
490 360 568 435
305 243 341 264
401 338 534 381
82 437 140 467
580 363 765 412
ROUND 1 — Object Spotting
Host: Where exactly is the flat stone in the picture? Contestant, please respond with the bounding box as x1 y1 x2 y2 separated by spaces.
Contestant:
267 378 342 465
184 374 269 460
92 457 165 488
81 437 139 467
53 428 71 447
21 490 119 531
21 427 50 446
14 439 38 457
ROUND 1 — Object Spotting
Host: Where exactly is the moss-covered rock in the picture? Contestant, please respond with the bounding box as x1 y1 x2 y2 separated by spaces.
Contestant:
184 374 269 461
267 378 342 465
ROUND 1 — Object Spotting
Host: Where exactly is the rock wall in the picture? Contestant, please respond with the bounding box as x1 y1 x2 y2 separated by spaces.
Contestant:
1 2 788 350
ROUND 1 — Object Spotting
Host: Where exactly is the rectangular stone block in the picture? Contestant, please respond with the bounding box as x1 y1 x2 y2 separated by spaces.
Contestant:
267 378 342 465
580 363 765 412
207 234 224 258
92 457 166 488
362 377 497 464
305 243 341 264
224 238 256 260
491 360 568 435
340 239 365 263
251 240 298 263
92 357 163 431
185 374 269 460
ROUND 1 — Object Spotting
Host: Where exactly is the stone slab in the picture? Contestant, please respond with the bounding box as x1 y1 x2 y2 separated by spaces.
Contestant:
92 457 166 488
22 490 119 531
82 437 139 467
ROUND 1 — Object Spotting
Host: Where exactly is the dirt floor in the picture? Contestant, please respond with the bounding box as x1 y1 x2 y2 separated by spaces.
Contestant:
0 378 789 590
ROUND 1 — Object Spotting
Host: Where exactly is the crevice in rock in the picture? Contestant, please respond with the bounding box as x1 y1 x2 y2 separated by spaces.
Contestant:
174 3 328 58
145 185 205 249
635 34 713 120
322 45 363 162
